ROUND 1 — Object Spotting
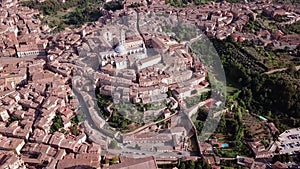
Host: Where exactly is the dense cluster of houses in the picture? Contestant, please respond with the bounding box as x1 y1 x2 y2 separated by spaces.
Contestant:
0 1 50 58
90 28 208 105
124 0 300 50
0 56 104 168
0 0 299 168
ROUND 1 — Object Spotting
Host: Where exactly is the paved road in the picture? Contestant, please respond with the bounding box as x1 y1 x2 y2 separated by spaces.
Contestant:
220 157 236 160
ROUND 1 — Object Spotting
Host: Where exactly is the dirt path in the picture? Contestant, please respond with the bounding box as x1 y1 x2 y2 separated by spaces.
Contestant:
264 65 300 74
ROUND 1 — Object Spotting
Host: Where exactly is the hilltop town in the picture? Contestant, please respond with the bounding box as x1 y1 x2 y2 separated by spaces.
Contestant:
0 0 299 168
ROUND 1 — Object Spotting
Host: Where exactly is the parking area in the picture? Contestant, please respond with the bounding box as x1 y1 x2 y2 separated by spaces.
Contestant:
277 128 300 154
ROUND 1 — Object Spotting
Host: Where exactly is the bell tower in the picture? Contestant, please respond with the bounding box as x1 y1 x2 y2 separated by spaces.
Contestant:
120 29 125 45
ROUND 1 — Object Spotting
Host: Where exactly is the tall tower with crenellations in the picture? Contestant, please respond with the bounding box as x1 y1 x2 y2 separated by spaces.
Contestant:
120 29 125 45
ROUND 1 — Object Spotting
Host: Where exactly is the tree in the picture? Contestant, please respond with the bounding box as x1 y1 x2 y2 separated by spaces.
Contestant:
70 115 79 125
121 121 127 129
109 139 118 149
111 156 119 164
261 139 269 148
66 8 85 26
287 64 297 74
201 159 210 169
188 160 195 169
129 2 143 8
135 144 141 150
70 126 79 136
285 154 292 162
267 111 272 117
195 160 202 169
103 0 123 11
104 158 109 164
50 114 63 133
180 163 186 169
216 115 226 133
227 35 235 43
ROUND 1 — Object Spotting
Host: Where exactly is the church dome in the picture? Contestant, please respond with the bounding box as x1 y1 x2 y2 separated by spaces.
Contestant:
115 44 126 54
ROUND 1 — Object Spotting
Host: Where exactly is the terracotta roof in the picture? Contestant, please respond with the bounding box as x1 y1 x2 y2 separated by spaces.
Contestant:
108 156 158 169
